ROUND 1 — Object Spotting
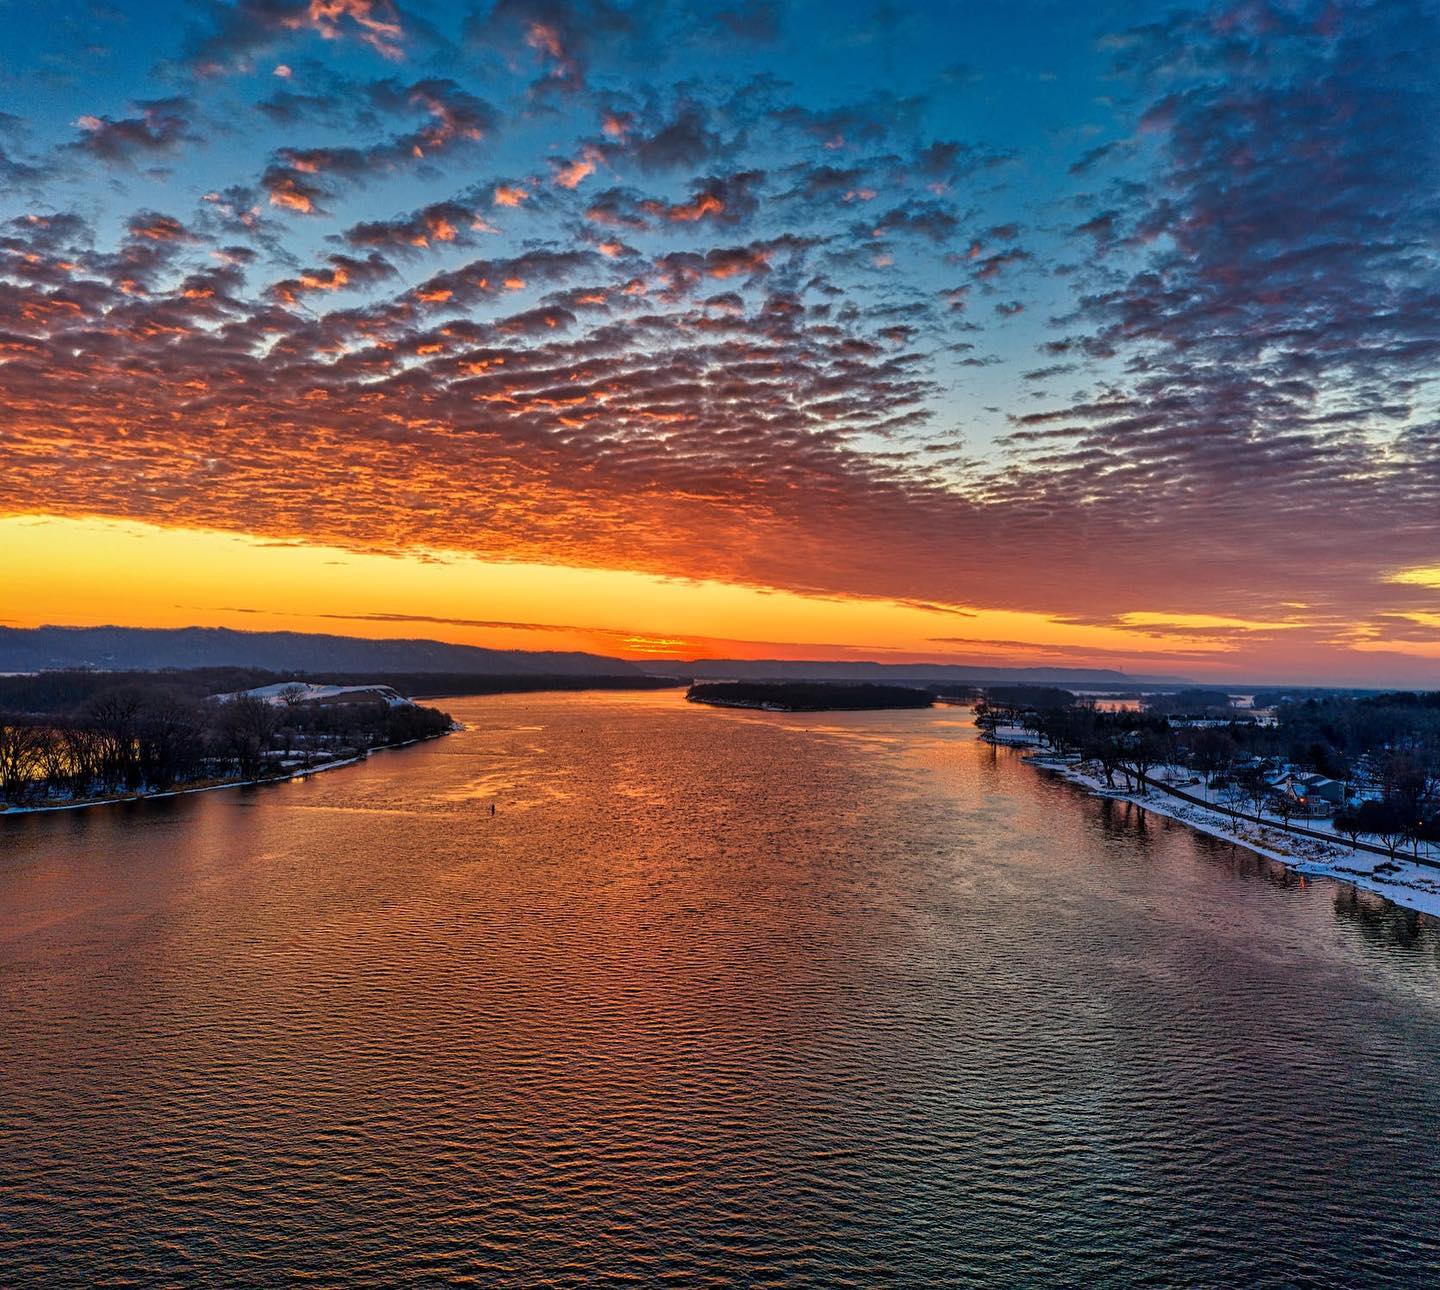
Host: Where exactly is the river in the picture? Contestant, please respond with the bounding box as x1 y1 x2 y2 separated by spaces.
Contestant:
3 691 1439 1286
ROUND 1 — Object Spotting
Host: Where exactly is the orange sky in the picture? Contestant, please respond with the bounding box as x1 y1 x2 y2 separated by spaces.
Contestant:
4 3 1440 686
6 514 1438 683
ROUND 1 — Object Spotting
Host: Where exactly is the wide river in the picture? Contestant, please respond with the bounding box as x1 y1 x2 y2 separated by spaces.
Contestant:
3 692 1440 1286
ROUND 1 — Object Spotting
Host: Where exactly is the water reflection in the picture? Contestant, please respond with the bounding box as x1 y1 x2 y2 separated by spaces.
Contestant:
1333 884 1433 953
2 692 1440 1285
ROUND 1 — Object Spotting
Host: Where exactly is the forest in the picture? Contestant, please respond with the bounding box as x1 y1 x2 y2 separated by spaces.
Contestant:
0 672 453 809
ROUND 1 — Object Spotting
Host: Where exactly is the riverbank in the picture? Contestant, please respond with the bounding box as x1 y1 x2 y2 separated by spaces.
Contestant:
991 729 1440 919
0 728 454 818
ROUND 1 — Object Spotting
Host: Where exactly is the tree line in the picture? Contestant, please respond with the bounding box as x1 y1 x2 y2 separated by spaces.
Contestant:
0 667 677 714
687 681 934 711
0 681 452 809
974 689 1440 860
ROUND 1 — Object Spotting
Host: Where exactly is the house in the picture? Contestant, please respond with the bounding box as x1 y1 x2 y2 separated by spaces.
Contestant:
1296 773 1345 805
1265 770 1338 818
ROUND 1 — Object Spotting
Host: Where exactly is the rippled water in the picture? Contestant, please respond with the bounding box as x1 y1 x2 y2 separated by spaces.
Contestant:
3 691 1440 1286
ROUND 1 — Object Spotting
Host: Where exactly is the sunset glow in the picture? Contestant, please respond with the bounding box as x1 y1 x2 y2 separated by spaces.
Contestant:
0 514 1269 669
6 8 1440 1282
3 1 1438 683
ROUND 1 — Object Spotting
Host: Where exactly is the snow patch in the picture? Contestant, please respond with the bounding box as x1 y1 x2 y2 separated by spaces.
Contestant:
213 682 414 708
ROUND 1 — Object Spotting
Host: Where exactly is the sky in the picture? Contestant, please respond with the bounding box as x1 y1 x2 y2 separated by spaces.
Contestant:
1 0 1438 684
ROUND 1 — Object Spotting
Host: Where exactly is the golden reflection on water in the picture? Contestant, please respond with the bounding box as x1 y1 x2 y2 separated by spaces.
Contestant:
2 690 1440 1285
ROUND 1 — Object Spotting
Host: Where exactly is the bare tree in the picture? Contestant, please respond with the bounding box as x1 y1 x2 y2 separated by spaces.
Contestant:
137 693 205 789
1191 728 1237 787
0 721 45 804
1122 730 1168 795
60 725 104 797
84 690 145 791
219 696 280 780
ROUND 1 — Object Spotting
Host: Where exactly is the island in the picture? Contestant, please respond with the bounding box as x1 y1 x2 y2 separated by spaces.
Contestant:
686 681 934 712
0 669 455 814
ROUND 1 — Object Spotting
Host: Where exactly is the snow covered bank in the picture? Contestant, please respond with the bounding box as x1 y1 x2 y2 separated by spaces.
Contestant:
996 733 1440 919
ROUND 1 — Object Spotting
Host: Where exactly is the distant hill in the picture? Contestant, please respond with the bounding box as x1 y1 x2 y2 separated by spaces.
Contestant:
0 626 641 677
637 658 1191 689
0 626 1193 689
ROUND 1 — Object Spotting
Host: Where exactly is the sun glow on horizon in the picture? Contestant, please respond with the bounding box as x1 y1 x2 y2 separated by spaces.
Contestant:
0 513 1334 674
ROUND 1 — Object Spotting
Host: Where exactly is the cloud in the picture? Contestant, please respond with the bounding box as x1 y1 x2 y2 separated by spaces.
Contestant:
181 0 408 74
408 248 599 308
4 0 1440 683
550 145 605 189
993 0 1440 628
866 200 958 243
912 138 1010 186
628 103 725 172
0 144 49 186
126 212 193 243
267 250 397 305
70 97 196 165
463 0 645 97
259 78 497 213
640 171 765 226
772 94 923 151
341 200 489 253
